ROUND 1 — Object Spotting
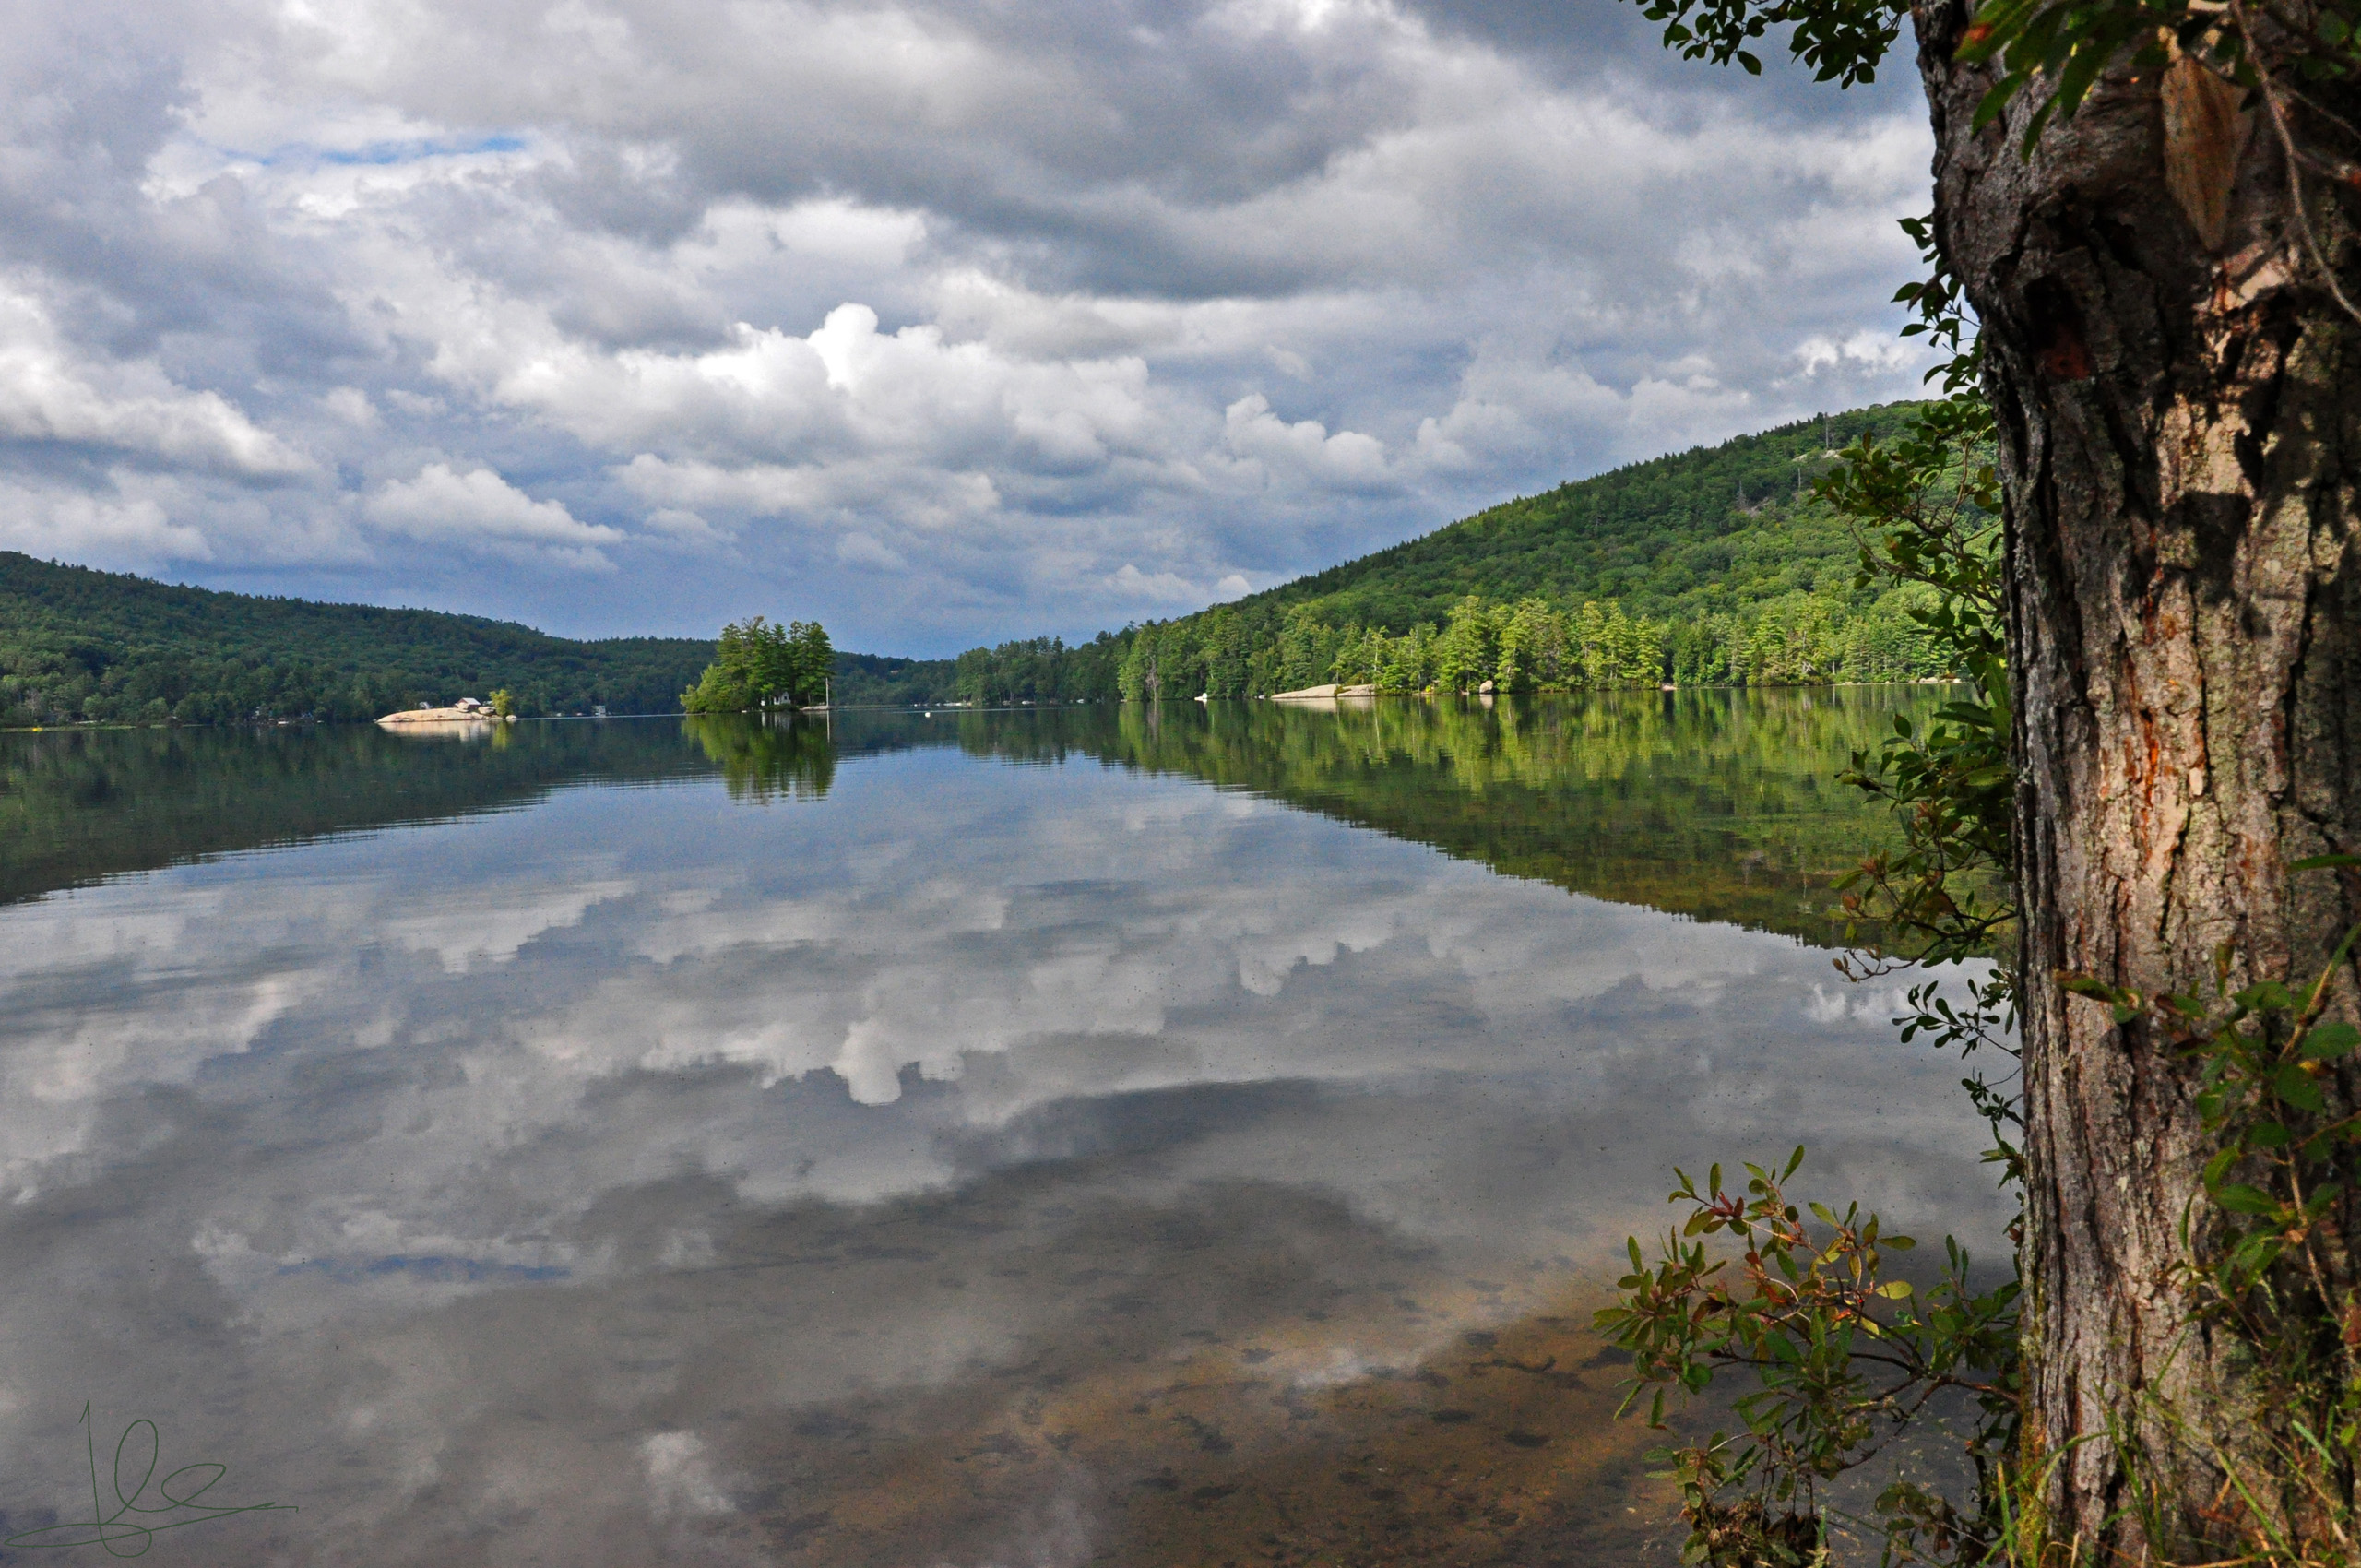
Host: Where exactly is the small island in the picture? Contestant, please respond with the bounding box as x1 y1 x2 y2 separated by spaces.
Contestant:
377 692 516 726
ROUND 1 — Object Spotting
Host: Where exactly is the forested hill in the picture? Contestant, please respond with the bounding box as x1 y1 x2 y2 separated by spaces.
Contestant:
0 553 717 725
948 400 1952 704
1231 401 1922 632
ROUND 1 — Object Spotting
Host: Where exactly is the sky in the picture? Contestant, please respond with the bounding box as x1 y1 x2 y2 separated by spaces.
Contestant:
0 0 1937 655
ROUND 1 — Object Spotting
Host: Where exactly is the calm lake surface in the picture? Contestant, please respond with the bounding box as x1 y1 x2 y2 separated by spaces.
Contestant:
0 693 2006 1565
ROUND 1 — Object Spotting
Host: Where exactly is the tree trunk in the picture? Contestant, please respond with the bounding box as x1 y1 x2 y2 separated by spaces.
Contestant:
1910 3 2361 1555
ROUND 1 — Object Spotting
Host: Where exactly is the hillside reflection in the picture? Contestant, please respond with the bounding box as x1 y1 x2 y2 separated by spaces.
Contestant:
5 690 1932 936
0 718 864 907
942 689 1922 942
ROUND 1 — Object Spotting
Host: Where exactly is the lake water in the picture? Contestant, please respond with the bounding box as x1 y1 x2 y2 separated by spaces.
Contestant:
0 694 2006 1565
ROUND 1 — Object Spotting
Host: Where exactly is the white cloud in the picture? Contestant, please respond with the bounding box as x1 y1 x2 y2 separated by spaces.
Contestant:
642 506 732 547
836 531 907 571
364 463 624 570
0 286 312 480
0 480 212 568
638 1432 734 1518
1220 392 1392 493
324 387 379 427
1785 327 1922 382
1108 563 1202 603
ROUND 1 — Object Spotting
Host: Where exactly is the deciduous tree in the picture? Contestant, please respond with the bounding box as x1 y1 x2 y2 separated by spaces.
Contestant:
1629 0 2361 1550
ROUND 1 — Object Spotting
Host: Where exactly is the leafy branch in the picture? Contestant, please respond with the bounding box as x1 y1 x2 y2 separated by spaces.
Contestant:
1631 0 1909 84
1596 1151 2023 1565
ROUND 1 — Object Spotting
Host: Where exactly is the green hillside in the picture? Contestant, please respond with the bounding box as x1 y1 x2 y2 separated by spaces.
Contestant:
949 401 1955 703
1238 404 1922 628
0 552 723 725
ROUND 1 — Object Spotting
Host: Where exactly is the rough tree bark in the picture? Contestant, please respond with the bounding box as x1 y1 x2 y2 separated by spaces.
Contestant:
1909 2 2361 1553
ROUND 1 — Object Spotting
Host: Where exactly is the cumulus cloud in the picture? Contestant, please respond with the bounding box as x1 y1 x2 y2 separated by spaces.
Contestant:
0 479 212 567
641 505 732 548
1108 563 1203 604
0 0 1937 647
1220 394 1392 494
0 285 311 479
639 1432 734 1518
364 463 624 570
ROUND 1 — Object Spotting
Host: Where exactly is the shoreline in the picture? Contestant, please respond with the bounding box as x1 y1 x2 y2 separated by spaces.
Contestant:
0 681 1974 733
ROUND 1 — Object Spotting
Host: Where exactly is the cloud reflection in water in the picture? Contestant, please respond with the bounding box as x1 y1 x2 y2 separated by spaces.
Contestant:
0 742 2002 1564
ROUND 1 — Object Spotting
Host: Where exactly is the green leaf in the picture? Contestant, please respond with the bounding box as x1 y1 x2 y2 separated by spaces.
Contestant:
1875 1280 1914 1298
2273 1063 2329 1114
2213 1182 2284 1217
1971 74 2020 130
2020 92 2059 153
2302 1022 2361 1061
2290 854 2361 871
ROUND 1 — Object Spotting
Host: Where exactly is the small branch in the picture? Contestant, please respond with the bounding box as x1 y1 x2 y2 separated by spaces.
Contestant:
2228 0 2361 328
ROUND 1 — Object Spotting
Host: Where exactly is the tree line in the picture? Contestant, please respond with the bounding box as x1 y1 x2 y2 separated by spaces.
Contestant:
932 583 1953 708
1114 585 1950 699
